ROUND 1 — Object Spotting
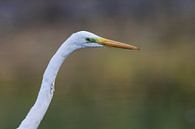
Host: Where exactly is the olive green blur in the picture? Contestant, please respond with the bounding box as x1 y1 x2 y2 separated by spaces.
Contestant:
0 0 195 129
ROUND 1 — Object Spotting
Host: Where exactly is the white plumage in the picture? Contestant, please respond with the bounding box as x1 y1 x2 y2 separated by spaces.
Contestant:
17 31 139 129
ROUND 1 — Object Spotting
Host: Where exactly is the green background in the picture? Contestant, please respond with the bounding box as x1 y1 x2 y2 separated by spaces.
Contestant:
0 0 195 129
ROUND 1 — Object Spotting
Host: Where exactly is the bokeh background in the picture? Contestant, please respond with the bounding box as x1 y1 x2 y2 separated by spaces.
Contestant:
0 0 195 129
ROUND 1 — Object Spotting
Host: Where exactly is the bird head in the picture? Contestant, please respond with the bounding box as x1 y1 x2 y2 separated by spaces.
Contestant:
67 31 140 50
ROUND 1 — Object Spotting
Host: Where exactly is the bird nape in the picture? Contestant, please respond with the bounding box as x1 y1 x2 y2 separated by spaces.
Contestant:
17 31 139 129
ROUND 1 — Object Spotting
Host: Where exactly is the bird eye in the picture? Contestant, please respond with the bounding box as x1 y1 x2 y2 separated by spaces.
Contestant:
86 38 91 42
85 38 96 42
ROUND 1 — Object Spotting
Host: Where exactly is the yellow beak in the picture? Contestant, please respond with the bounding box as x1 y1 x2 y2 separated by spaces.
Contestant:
96 38 140 50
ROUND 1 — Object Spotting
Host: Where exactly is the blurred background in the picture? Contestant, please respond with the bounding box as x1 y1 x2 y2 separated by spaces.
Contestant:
0 0 195 129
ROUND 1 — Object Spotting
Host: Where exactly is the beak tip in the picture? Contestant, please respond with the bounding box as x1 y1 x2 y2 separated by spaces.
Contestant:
135 47 141 50
128 46 140 50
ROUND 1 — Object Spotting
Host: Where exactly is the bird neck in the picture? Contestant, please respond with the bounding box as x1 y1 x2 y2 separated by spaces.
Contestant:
17 40 77 129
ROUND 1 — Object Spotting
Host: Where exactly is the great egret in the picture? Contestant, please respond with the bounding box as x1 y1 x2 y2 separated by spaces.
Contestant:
17 31 139 129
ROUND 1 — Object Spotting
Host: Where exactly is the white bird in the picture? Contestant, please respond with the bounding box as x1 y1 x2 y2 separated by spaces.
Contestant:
17 31 139 129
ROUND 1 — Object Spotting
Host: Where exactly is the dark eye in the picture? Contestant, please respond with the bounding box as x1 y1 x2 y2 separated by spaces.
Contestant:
86 38 91 42
85 38 96 43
